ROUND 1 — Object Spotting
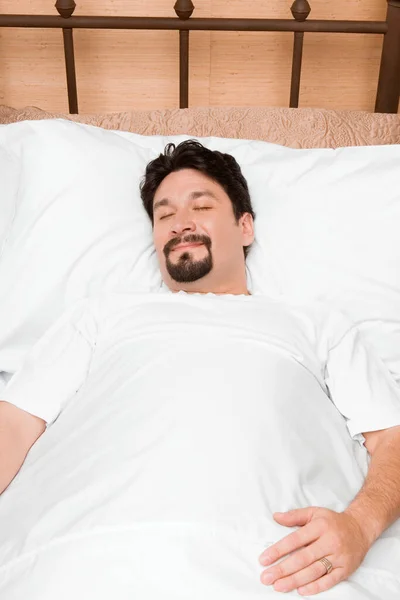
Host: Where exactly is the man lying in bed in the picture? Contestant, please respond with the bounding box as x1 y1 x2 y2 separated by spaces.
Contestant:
1 140 400 599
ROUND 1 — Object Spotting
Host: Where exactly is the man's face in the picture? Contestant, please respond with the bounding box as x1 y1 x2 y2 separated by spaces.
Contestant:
152 168 254 290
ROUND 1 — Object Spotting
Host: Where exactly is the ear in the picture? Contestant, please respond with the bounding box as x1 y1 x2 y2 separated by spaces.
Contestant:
240 213 255 248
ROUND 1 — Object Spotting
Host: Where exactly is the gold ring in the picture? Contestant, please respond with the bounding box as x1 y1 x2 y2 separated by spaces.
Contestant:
319 557 333 575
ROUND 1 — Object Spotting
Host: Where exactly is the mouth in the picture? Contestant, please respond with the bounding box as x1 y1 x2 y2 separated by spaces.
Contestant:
172 243 203 251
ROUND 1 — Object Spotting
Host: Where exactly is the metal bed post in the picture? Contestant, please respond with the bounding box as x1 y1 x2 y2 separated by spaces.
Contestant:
55 0 79 114
375 0 400 113
289 0 311 108
174 0 194 109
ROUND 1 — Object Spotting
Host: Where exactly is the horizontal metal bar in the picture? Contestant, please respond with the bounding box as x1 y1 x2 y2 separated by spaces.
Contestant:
0 15 388 34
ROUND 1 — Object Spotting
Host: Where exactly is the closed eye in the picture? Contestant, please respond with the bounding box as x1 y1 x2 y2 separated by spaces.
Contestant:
159 207 212 220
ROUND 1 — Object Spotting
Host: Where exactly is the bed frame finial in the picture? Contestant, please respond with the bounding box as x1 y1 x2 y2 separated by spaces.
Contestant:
174 0 194 20
55 0 76 18
290 0 311 21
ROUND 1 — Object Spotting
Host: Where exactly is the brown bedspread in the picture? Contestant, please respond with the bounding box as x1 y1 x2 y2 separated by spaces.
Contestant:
1 105 399 149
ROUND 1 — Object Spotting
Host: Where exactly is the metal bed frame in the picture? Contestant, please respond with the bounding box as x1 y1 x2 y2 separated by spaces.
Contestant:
0 0 399 115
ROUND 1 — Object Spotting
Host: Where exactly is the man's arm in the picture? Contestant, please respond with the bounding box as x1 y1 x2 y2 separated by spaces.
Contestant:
345 425 400 545
0 400 45 495
258 425 400 596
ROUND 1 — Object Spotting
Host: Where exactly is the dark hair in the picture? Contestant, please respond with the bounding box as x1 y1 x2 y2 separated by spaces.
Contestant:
140 139 256 258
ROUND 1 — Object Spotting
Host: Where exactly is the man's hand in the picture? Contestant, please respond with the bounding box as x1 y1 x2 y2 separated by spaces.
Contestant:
258 506 370 596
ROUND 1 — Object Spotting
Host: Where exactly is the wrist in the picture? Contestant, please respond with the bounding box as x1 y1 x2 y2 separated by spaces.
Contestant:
344 505 382 548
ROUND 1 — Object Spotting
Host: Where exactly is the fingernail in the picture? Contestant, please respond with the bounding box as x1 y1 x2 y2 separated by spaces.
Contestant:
262 573 274 585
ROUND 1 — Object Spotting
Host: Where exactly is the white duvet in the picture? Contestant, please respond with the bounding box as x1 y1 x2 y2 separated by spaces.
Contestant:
1 290 400 599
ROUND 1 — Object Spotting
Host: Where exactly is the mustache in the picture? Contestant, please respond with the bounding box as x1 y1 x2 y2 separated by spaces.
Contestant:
163 234 212 257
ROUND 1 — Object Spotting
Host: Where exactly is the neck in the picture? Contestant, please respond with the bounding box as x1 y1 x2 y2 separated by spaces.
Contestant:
168 283 251 295
165 267 250 296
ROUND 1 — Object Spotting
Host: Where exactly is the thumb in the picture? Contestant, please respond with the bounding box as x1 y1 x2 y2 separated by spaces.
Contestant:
273 507 316 526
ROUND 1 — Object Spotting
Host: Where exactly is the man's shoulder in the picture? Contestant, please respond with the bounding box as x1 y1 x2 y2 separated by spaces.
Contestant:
259 294 357 345
288 297 359 354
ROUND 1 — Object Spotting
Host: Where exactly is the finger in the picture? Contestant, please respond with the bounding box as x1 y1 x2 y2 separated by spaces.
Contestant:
273 507 316 527
297 569 344 596
260 522 320 566
260 543 327 584
270 558 335 593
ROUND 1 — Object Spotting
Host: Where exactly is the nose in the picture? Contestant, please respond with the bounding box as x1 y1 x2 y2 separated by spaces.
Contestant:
170 214 196 236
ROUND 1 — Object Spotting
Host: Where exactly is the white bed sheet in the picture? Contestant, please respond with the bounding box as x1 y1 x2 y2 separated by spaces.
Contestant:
1 291 400 599
0 373 6 396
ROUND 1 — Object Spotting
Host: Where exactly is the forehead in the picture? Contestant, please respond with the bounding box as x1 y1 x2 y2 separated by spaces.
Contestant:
153 168 227 203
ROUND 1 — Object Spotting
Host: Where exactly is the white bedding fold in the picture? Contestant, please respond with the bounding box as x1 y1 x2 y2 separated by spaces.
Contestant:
1 291 400 598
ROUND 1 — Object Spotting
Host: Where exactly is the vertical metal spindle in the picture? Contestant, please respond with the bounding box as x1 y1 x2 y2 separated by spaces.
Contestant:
375 0 400 113
55 0 79 114
289 0 311 108
174 0 194 109
179 31 190 108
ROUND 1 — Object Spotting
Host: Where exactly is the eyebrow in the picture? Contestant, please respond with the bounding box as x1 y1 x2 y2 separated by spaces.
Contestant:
153 190 219 213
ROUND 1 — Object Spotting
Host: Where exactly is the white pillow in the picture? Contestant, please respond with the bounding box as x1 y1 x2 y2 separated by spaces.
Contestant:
0 133 19 257
0 119 399 384
236 142 400 382
0 120 160 373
